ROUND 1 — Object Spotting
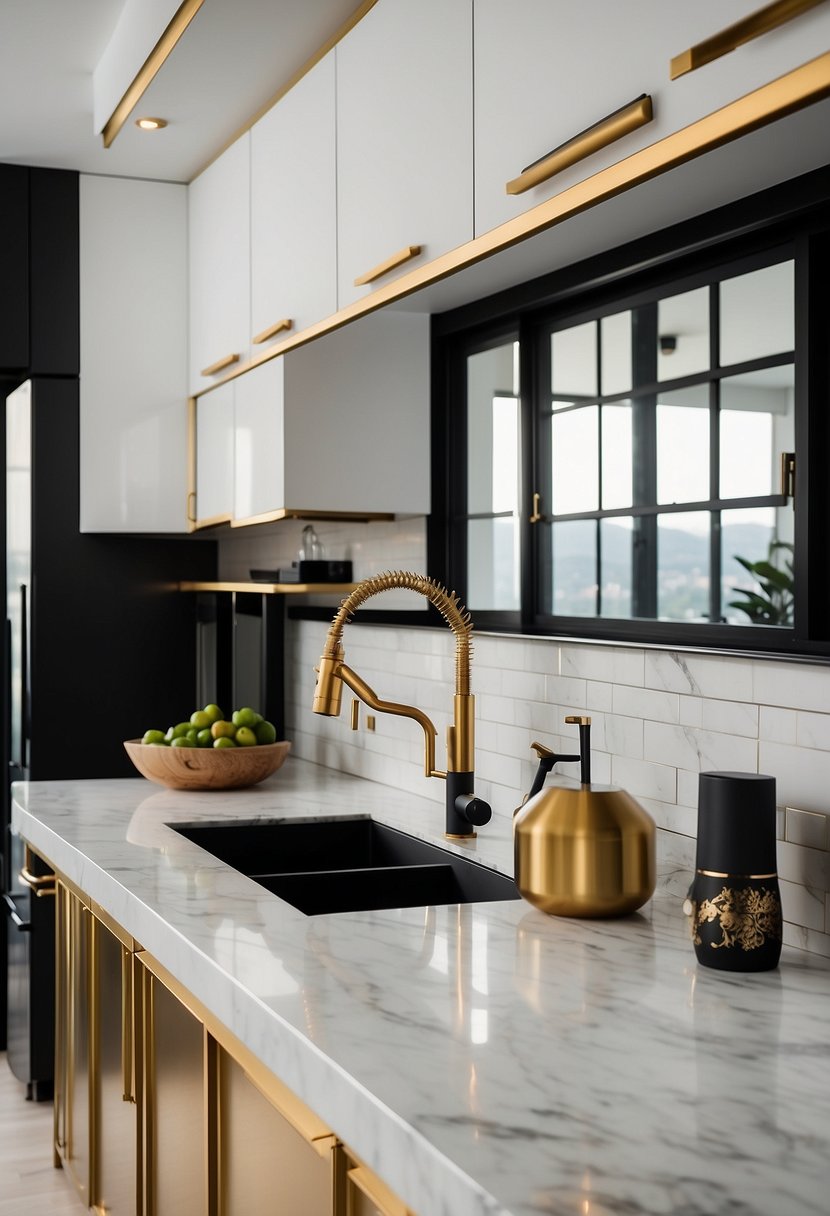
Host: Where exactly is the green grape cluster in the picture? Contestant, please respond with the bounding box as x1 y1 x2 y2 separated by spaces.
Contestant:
141 705 277 749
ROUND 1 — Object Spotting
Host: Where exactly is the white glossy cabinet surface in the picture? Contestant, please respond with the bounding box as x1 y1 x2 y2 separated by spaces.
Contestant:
250 52 337 348
473 0 830 236
199 311 430 525
335 0 473 308
195 381 234 527
79 175 188 533
233 358 284 522
188 133 251 396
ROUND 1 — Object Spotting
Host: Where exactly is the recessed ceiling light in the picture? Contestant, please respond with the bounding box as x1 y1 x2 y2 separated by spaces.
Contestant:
135 117 168 131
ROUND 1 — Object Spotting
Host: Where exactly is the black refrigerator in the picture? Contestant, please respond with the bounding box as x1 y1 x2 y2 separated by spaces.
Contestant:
2 375 216 1098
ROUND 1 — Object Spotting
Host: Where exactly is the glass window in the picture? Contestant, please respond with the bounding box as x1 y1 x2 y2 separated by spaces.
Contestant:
600 517 633 618
551 520 596 616
719 365 793 499
656 384 710 505
467 517 520 611
601 310 632 395
720 261 794 366
551 407 598 514
551 321 597 398
601 401 633 509
657 286 709 381
657 512 710 621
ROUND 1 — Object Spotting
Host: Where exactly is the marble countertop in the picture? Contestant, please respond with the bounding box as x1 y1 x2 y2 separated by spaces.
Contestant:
12 759 830 1216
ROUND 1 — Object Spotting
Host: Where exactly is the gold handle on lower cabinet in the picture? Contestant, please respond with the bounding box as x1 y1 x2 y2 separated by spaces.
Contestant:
670 0 828 80
200 352 240 377
347 1166 409 1216
18 867 56 897
506 94 653 194
121 947 136 1103
354 244 422 287
252 317 293 344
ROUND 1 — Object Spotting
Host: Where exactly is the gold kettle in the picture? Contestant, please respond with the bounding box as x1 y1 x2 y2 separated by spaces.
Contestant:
513 716 655 918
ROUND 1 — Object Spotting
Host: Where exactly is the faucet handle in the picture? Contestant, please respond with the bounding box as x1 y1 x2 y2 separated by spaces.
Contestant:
454 792 492 827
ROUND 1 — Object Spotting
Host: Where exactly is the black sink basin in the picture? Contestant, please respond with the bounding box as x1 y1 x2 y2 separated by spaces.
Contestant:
173 817 519 916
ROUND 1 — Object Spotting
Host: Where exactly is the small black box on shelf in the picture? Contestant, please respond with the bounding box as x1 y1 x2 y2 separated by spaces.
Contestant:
250 560 353 584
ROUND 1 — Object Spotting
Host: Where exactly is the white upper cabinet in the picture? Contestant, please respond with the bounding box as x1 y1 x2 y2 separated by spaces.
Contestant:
250 51 337 349
194 382 234 528
473 0 830 237
201 310 430 528
335 0 473 309
80 175 188 533
188 133 251 396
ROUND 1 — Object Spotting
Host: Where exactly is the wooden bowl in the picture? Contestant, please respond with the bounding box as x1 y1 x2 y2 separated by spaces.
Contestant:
123 739 291 791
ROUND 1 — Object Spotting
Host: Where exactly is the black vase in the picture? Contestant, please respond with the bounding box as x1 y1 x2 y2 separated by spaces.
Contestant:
691 771 782 972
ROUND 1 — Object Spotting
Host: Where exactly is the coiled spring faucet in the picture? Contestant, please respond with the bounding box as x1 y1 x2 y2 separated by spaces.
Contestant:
312 571 491 839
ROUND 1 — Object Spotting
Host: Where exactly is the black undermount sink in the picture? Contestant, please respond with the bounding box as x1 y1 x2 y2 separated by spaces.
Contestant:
172 817 519 916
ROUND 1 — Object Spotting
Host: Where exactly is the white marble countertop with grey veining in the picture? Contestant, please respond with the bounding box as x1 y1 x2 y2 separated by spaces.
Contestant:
12 759 830 1216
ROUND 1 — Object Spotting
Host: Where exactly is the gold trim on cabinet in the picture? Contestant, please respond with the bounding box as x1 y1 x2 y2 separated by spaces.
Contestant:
192 53 830 399
205 1029 219 1216
347 1164 410 1216
121 946 135 1103
252 317 293 344
191 0 379 180
101 0 205 147
191 511 234 531
186 396 197 530
506 94 653 195
138 950 334 1149
228 507 395 527
89 914 100 1210
354 244 423 286
201 352 241 378
179 580 359 594
670 0 828 80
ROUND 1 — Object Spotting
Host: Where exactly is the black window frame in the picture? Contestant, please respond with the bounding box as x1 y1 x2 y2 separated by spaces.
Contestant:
430 164 830 659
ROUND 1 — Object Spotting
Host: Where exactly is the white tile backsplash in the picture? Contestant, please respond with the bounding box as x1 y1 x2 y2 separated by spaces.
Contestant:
222 518 830 960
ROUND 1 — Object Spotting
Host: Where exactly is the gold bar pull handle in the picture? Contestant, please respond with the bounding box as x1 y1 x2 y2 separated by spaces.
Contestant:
121 947 135 1103
350 698 360 731
780 451 796 497
670 0 827 80
506 94 653 195
252 317 293 345
18 867 56 897
186 490 197 524
200 352 240 378
529 491 543 523
354 244 422 287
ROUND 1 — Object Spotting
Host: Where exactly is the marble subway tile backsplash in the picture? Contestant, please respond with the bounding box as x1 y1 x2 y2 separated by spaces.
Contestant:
285 620 830 959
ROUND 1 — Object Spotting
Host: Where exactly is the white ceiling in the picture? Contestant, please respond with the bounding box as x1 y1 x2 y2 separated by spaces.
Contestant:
0 0 360 183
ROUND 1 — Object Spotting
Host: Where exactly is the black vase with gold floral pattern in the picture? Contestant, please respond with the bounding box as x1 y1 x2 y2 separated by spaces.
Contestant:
690 772 782 972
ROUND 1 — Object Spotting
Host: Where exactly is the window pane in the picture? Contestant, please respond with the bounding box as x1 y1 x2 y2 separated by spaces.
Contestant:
657 286 710 381
600 517 633 618
551 321 597 398
719 365 794 499
601 310 632 395
552 406 598 513
552 520 596 616
720 261 794 366
601 401 632 509
657 512 710 621
722 507 793 627
467 517 520 611
467 343 519 514
656 384 710 504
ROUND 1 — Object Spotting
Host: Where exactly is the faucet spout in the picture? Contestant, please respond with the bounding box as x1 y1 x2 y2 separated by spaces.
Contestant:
312 571 491 839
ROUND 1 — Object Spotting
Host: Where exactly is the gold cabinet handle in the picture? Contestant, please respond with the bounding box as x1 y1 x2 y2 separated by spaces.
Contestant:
18 867 56 897
252 317 293 345
186 490 197 524
121 947 136 1103
200 352 240 377
346 1166 409 1216
529 491 543 523
506 94 653 195
670 0 827 80
354 244 422 287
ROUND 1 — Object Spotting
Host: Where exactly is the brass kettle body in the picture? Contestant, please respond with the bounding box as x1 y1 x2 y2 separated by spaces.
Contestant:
513 717 656 918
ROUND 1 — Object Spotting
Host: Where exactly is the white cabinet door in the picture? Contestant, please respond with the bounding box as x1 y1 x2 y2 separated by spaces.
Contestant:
233 358 285 523
195 382 234 527
284 310 430 516
336 0 473 309
79 175 188 533
250 53 337 349
474 0 830 237
188 133 251 396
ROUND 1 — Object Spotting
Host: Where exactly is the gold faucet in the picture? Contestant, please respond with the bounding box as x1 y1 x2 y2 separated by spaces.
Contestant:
312 571 491 839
